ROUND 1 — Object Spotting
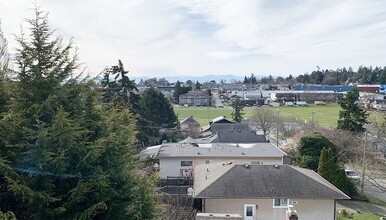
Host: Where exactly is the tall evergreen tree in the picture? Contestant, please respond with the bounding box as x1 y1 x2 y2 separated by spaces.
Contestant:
100 60 140 112
0 23 10 115
231 97 245 123
173 81 182 103
173 81 192 104
1 8 158 219
337 88 368 132
317 147 334 182
139 87 177 141
195 81 201 90
317 147 357 197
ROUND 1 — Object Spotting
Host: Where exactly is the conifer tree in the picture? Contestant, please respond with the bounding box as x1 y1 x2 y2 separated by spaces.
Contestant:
140 87 177 129
173 81 182 103
337 88 368 132
1 7 158 219
317 147 357 197
100 60 140 112
195 81 201 90
317 147 335 183
0 25 10 113
231 97 245 123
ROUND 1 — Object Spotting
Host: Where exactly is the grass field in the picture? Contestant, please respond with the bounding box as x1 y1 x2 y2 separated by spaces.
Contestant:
174 104 385 128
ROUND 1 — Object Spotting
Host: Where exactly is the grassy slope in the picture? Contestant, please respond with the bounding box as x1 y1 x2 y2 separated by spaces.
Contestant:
174 104 385 128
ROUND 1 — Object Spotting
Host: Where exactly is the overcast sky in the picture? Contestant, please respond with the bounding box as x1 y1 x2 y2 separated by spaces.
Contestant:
2 0 386 78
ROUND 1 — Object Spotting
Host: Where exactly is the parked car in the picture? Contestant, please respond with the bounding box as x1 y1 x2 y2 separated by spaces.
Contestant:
345 169 361 184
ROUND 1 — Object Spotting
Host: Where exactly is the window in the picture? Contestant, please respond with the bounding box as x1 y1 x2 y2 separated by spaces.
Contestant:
246 206 253 216
181 161 193 166
273 198 288 208
205 160 213 164
180 169 189 176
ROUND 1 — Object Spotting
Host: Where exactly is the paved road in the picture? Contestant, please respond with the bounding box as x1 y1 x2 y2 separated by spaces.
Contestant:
363 177 386 202
337 200 386 216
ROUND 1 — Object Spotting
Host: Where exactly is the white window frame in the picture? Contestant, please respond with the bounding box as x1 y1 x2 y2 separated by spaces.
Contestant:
273 198 289 208
180 161 193 167
179 169 189 176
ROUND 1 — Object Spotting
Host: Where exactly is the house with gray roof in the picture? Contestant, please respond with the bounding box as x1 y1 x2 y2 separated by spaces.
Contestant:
201 118 266 143
180 115 201 138
155 143 286 179
193 163 349 220
201 116 235 136
209 123 266 143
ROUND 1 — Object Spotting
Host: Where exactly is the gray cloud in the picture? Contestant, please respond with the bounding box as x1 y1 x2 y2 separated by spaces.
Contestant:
2 0 386 77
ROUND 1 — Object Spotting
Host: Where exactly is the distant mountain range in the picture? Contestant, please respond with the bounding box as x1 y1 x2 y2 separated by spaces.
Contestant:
131 74 263 83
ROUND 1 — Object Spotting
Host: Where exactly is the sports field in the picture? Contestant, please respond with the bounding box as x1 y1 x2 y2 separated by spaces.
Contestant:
174 104 384 128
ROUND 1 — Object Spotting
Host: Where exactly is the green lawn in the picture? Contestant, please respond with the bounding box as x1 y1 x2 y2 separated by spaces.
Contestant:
174 106 234 126
174 104 385 128
174 104 341 128
259 104 341 128
337 212 384 220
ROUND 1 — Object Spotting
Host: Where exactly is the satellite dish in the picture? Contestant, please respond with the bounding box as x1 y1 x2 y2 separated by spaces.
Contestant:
187 187 194 196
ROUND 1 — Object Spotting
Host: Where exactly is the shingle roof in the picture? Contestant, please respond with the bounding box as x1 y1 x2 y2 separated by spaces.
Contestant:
201 123 267 143
156 143 286 158
179 135 218 144
194 164 350 200
210 116 235 124
180 116 200 125
139 145 162 158
210 123 266 143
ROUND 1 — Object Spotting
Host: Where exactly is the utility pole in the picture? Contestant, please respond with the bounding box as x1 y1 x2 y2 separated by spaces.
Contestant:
361 131 367 194
277 111 280 148
207 95 210 124
311 111 316 125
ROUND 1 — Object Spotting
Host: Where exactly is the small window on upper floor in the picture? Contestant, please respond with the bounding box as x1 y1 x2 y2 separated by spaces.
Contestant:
181 161 193 166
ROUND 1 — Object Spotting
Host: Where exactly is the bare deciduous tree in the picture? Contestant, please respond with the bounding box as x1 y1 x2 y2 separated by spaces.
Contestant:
249 107 277 138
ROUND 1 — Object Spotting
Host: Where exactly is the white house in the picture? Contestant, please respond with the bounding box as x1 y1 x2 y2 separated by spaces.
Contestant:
155 143 286 179
193 163 350 220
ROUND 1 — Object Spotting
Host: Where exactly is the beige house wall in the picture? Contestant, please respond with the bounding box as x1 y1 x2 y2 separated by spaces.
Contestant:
203 198 335 220
159 157 283 179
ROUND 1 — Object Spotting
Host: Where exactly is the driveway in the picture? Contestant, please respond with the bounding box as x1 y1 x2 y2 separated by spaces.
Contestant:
364 176 386 202
337 200 386 216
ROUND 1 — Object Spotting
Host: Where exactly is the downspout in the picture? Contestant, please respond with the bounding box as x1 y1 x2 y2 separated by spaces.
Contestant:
334 200 336 220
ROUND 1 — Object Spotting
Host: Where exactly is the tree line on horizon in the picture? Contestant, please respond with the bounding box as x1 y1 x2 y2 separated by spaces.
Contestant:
244 66 386 85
